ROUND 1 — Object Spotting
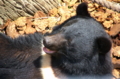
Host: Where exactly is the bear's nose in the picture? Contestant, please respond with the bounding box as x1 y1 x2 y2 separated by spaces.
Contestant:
43 36 53 48
43 34 67 49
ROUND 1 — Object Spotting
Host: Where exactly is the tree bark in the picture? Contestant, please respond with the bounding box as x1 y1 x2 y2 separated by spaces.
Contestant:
0 0 61 25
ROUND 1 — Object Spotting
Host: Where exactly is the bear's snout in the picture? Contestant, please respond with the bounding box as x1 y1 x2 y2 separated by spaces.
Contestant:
43 34 67 50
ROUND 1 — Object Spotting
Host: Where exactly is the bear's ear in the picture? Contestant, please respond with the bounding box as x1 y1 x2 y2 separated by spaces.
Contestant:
96 37 112 54
76 2 90 17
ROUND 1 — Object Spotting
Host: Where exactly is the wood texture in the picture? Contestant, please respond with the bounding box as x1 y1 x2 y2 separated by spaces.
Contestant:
0 0 61 25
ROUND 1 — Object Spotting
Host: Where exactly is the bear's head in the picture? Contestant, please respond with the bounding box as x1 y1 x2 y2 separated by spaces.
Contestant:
43 2 111 59
43 2 112 76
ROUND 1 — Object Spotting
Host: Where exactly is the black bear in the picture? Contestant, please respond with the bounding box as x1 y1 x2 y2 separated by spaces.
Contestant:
0 32 43 79
43 2 113 79
0 2 113 79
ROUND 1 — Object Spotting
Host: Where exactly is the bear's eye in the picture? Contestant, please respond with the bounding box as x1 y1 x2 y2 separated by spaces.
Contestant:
65 36 72 45
68 39 72 45
60 28 65 32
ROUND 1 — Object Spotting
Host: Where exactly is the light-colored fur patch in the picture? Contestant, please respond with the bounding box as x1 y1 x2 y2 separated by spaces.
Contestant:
40 44 58 79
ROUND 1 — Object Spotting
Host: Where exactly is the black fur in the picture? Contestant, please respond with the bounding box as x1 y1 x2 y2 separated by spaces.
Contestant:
0 32 43 79
43 2 113 78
